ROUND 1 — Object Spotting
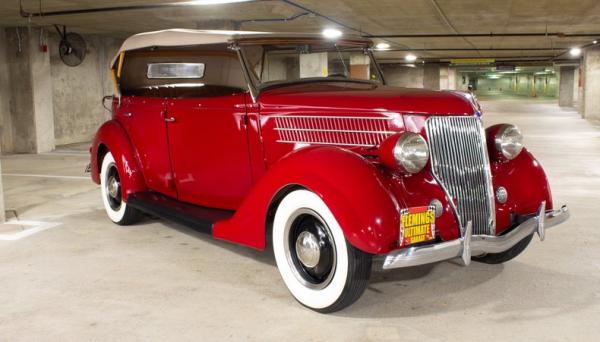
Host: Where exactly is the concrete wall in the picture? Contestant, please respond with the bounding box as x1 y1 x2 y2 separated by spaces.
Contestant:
0 27 121 154
49 33 121 145
582 46 600 121
0 29 13 153
469 74 558 98
3 27 50 153
423 64 440 90
381 64 424 88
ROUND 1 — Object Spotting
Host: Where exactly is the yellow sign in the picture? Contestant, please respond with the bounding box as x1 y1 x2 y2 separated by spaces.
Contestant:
450 58 496 65
400 206 436 246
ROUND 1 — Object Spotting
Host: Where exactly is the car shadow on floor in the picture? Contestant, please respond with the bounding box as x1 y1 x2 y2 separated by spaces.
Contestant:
112 212 596 320
136 213 278 267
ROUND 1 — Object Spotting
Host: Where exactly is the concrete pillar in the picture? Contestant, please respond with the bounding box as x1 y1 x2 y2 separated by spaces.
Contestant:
582 46 600 120
349 54 370 80
559 66 576 107
0 29 13 154
5 27 55 153
423 64 441 90
439 65 449 90
299 52 328 78
0 156 4 223
447 68 457 90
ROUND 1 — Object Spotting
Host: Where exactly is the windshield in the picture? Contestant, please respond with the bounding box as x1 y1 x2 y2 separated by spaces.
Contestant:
240 41 384 88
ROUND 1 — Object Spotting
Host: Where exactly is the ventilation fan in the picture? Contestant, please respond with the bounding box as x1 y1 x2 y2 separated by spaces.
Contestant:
55 25 86 67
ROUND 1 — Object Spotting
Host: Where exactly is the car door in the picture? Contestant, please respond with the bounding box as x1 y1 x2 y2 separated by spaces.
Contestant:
117 80 176 198
164 49 253 210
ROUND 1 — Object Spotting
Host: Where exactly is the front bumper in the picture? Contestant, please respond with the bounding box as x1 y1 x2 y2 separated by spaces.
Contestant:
382 202 570 269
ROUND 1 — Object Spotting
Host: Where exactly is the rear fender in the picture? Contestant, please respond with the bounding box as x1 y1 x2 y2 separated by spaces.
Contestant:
90 120 146 200
213 146 401 254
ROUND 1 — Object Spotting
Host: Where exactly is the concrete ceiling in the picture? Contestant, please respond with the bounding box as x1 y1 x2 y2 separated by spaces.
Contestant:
1 0 600 62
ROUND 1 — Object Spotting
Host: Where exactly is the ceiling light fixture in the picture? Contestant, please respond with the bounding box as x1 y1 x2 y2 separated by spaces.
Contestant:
375 42 391 50
322 28 343 39
405 54 417 62
185 0 253 5
569 47 582 57
594 40 598 44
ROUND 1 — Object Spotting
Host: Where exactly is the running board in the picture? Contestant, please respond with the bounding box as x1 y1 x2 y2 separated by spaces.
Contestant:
127 191 234 234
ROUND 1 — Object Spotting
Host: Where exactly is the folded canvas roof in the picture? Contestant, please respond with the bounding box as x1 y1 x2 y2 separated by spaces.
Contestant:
112 28 373 67
111 29 268 65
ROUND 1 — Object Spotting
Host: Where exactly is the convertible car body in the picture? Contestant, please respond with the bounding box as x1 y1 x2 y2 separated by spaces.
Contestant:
90 29 569 312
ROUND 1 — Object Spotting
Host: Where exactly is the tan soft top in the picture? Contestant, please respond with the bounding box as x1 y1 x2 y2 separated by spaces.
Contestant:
111 29 373 67
111 29 269 66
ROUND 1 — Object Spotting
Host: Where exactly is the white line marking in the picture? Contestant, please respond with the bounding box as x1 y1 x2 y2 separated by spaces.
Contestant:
2 173 89 180
0 221 62 241
43 152 89 156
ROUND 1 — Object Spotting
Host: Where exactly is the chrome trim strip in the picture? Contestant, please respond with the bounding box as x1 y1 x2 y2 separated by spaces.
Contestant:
382 204 569 269
477 117 497 235
270 115 394 120
273 115 395 147
276 140 376 147
274 128 396 134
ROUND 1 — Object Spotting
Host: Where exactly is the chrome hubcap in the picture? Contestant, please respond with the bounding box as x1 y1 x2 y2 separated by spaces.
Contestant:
295 231 321 268
107 176 120 199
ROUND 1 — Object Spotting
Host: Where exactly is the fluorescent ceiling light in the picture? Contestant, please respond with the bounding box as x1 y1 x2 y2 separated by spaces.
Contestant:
405 54 417 62
322 28 342 39
570 47 582 57
185 0 253 4
375 42 391 50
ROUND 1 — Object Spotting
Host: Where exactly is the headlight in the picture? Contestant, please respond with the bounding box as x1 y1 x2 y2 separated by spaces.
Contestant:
494 124 523 160
387 132 429 174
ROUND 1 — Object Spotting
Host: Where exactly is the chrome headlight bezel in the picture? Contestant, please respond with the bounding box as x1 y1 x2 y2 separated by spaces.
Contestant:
393 132 430 174
494 124 523 160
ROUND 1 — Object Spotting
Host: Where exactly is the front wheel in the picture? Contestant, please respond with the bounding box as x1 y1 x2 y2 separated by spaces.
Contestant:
100 152 142 225
272 189 372 313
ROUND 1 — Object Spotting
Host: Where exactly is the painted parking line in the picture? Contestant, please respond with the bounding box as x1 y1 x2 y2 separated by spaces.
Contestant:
0 221 62 241
1 173 89 180
42 152 89 156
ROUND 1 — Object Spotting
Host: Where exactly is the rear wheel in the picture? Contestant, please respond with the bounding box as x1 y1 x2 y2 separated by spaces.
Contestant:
100 152 141 225
272 189 372 313
473 233 534 264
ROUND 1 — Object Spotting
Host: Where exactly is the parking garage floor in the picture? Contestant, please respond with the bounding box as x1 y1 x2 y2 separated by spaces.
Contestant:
1 99 599 341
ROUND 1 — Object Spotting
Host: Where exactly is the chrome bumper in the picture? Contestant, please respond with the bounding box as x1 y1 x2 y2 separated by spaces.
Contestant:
382 203 570 269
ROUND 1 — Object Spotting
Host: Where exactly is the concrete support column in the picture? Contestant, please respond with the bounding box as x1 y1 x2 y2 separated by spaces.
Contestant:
0 156 4 223
582 46 600 120
439 65 449 90
447 68 457 90
559 66 576 107
5 27 55 153
423 64 441 90
299 52 328 78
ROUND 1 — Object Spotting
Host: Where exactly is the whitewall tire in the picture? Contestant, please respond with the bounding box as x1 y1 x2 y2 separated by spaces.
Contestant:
100 152 141 225
272 189 372 312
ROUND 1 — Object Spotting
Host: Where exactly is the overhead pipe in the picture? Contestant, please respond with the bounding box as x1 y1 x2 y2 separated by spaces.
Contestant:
381 48 568 52
367 32 600 38
19 0 264 18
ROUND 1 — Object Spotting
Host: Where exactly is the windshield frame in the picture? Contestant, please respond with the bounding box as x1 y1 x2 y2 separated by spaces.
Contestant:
233 38 386 101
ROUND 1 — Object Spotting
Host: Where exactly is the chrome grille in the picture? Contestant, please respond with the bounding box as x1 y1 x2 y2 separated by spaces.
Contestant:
425 116 495 235
273 115 394 147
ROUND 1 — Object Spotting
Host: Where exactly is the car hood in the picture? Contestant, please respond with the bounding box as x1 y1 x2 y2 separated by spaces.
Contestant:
257 81 477 116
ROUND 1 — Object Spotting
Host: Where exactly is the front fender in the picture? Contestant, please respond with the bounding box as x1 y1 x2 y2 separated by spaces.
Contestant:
213 146 400 254
492 148 553 234
90 120 146 200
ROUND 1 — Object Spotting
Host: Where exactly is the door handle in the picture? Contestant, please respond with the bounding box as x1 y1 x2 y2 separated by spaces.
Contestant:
122 112 133 117
164 116 176 123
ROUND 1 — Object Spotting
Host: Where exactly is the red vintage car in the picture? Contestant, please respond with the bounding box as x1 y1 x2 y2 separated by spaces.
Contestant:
90 29 569 312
